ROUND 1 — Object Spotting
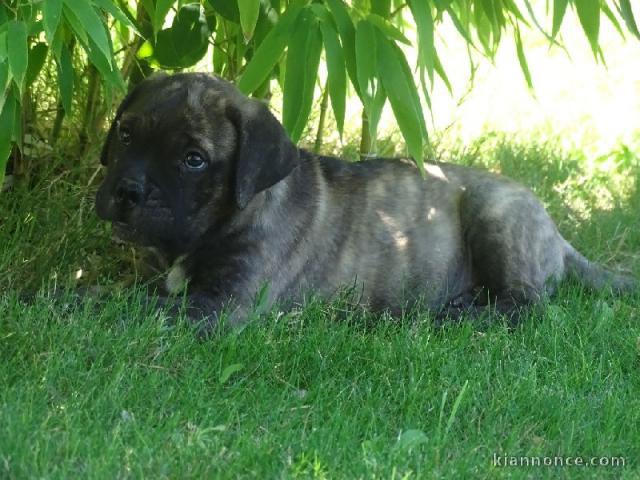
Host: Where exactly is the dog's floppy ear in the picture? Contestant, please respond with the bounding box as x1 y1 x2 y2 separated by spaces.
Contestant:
99 87 138 166
100 73 169 165
227 97 299 210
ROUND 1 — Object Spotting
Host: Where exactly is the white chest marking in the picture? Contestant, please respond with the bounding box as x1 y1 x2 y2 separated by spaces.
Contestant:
165 255 188 294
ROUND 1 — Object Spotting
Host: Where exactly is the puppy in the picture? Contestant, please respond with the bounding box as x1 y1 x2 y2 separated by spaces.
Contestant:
95 72 636 331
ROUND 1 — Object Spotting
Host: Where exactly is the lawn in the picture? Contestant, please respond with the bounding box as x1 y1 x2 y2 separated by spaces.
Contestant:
1 134 639 478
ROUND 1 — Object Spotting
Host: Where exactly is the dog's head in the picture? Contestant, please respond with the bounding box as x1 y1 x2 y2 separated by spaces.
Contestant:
95 73 299 256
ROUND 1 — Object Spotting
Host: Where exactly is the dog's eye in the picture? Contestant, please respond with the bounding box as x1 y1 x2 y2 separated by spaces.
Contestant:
184 152 207 171
119 127 132 145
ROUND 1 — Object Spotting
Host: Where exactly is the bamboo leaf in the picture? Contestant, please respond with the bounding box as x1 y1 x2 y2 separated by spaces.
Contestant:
0 32 6 63
219 363 244 384
153 0 174 35
92 0 138 32
396 429 429 451
319 16 346 136
325 0 359 97
56 44 74 113
522 0 564 49
432 47 452 93
25 43 48 87
502 0 529 25
0 90 16 187
408 0 435 82
62 6 89 45
207 0 239 23
0 62 8 111
355 20 377 107
63 0 113 66
514 24 533 89
575 0 600 56
237 5 302 94
153 4 210 69
600 2 624 37
42 0 63 43
552 0 569 38
85 37 124 91
619 0 640 40
375 31 425 170
445 5 475 46
371 0 391 16
366 13 411 45
238 0 261 42
283 8 322 142
7 21 28 96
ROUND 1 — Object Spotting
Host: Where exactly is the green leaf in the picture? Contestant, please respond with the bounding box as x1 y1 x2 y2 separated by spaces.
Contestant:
354 20 388 149
376 31 425 170
140 0 154 21
325 0 359 97
366 14 411 45
153 0 174 34
85 36 124 92
25 43 48 87
619 0 640 40
479 0 498 33
551 0 569 39
600 2 624 37
237 5 302 94
445 5 475 46
219 363 244 384
0 31 6 62
238 0 261 41
12 91 22 150
502 0 529 25
371 0 391 16
207 0 240 23
0 61 8 104
56 44 74 113
62 6 89 46
92 0 138 33
514 24 533 90
7 21 28 95
408 0 435 83
575 0 600 56
432 47 452 93
319 16 346 136
474 2 494 57
395 429 428 451
153 4 210 69
0 62 9 117
0 90 16 187
63 0 113 66
283 8 322 142
355 20 377 107
42 0 63 43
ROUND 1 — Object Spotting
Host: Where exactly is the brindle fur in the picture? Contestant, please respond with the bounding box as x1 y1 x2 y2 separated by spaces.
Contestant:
95 73 637 331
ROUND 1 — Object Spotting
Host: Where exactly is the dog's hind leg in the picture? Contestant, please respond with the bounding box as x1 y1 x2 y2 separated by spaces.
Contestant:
435 286 539 327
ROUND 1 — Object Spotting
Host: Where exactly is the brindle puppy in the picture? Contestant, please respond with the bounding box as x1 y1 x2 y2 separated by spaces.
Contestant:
95 72 636 331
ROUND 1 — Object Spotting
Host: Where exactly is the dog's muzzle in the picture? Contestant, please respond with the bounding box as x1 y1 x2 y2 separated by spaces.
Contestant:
115 177 146 210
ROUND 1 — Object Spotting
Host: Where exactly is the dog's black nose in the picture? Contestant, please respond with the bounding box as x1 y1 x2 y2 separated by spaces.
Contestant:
115 178 145 209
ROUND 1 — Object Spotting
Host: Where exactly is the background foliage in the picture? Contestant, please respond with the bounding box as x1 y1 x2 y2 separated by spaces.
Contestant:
0 0 639 186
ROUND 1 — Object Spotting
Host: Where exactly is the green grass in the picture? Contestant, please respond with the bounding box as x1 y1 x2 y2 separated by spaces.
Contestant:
1 135 639 478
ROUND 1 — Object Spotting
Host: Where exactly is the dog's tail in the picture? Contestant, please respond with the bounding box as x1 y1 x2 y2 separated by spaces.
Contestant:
563 240 637 293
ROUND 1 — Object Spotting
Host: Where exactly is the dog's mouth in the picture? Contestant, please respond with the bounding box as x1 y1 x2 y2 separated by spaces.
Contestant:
111 221 143 244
